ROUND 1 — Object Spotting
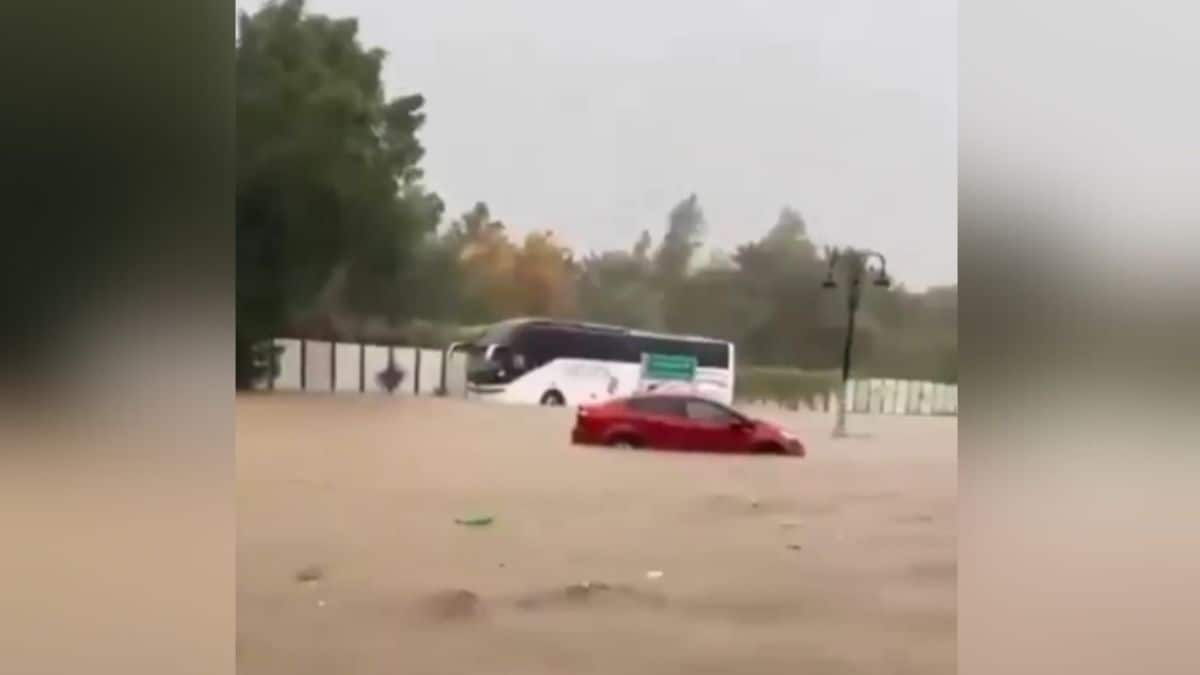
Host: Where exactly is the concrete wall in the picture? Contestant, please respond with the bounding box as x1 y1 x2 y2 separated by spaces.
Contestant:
274 339 302 390
446 350 468 396
335 343 360 393
363 345 390 394
304 341 332 391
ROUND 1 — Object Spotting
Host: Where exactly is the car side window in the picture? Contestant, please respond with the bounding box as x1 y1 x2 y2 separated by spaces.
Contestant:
629 396 686 418
684 399 737 424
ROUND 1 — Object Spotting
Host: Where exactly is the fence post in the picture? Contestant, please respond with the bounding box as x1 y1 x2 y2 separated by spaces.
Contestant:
299 339 307 391
440 342 464 397
330 341 337 392
440 347 448 396
387 346 395 395
268 339 276 391
358 343 365 393
413 348 422 395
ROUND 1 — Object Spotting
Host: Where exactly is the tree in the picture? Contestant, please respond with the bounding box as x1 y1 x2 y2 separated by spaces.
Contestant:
722 212 829 367
632 230 653 261
768 206 807 242
654 194 704 285
512 231 578 318
576 251 661 329
395 233 464 322
451 203 520 322
856 283 957 382
445 202 493 244
661 267 767 345
444 204 578 321
236 0 440 387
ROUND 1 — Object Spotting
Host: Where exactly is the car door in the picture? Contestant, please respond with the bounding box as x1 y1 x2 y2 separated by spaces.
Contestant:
682 398 747 452
628 396 689 450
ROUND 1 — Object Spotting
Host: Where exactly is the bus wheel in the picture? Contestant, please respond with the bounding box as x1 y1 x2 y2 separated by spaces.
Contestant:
540 390 566 406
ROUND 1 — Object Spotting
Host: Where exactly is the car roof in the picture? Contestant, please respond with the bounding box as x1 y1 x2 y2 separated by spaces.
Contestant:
625 392 731 406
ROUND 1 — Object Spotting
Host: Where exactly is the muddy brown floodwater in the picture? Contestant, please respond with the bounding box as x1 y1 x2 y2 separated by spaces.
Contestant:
237 394 956 675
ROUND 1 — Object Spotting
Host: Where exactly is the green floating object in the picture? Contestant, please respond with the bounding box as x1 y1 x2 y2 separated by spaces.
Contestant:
455 516 494 527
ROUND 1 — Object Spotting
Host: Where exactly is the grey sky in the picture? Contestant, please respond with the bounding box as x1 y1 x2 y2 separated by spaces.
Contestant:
238 0 957 289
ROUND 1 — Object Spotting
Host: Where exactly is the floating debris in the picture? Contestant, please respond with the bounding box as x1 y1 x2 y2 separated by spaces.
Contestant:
565 581 611 600
514 581 667 610
423 589 483 620
295 566 324 584
454 515 494 527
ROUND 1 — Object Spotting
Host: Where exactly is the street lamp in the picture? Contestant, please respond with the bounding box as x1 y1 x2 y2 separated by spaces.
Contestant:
822 246 891 437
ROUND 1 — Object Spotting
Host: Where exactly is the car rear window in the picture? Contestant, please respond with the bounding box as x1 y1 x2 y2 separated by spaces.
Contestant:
627 396 686 417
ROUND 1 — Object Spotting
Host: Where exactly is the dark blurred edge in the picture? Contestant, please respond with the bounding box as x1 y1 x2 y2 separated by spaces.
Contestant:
961 1 1199 674
0 1 234 674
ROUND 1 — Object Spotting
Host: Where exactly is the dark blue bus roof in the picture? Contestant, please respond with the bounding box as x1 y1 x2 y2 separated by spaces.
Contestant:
480 317 729 346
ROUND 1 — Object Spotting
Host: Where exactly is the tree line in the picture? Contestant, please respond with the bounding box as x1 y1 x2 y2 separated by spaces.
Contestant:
236 0 956 389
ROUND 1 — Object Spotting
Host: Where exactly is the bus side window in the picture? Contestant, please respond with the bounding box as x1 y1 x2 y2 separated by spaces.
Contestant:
614 339 641 363
521 326 559 368
696 342 729 369
576 330 623 361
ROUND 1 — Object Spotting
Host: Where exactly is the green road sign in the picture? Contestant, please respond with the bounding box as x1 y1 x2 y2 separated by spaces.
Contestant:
642 353 697 381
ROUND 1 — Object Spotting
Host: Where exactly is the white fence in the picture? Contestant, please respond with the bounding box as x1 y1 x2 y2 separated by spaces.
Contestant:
266 338 468 396
844 378 957 416
262 339 957 416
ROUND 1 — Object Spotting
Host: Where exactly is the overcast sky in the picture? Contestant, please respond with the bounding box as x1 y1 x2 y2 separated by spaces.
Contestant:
238 0 957 289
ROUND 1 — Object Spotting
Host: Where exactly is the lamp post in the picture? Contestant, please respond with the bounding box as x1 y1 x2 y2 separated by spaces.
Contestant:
822 247 891 437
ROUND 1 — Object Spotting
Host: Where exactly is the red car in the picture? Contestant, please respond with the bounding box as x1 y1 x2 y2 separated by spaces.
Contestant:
571 394 805 456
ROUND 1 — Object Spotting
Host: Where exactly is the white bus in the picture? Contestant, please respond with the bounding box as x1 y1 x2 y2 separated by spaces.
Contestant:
464 318 736 406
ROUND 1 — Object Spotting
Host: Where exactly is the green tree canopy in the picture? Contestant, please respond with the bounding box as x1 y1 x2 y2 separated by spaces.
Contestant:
236 0 440 386
576 250 661 330
654 194 704 285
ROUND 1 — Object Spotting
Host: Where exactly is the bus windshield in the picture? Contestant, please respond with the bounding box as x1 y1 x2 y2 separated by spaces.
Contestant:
464 320 527 385
466 341 536 386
